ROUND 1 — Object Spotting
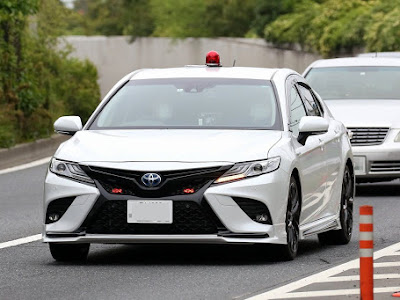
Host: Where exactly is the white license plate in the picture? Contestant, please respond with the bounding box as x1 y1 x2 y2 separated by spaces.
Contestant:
127 200 173 224
353 156 366 175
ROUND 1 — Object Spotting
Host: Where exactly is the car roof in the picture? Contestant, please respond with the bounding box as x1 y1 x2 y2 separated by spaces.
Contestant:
308 57 400 68
357 52 400 58
130 66 279 81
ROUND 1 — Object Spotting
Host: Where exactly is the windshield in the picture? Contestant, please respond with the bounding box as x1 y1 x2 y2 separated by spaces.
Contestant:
89 78 281 130
306 66 400 100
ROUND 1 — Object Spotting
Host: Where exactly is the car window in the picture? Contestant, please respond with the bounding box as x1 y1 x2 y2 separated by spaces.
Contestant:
297 84 322 117
90 78 282 130
310 90 325 115
289 85 307 136
305 66 400 100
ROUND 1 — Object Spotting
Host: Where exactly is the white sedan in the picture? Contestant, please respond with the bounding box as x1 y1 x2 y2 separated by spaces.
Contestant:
44 52 354 261
304 57 400 182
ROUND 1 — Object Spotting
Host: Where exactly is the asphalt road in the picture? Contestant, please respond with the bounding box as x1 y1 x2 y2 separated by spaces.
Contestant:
1 163 400 300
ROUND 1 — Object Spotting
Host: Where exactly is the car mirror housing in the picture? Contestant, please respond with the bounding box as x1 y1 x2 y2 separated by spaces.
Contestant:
54 116 83 135
297 116 329 145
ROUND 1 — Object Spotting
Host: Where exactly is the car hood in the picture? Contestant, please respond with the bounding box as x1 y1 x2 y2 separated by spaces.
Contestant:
325 99 400 128
55 130 282 168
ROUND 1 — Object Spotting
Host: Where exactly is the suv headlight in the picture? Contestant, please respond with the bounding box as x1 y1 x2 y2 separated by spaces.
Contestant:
49 158 94 184
215 157 280 184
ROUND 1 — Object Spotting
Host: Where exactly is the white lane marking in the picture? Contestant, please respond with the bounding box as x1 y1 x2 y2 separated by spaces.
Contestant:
375 262 400 267
0 157 51 175
320 274 400 282
0 234 42 249
266 287 400 299
247 241 400 300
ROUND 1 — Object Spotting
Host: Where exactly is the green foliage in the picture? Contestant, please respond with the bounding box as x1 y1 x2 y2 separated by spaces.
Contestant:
151 0 258 38
69 0 258 38
364 1 400 52
264 0 320 50
264 0 400 57
251 0 298 37
58 58 100 122
0 0 100 148
71 0 154 37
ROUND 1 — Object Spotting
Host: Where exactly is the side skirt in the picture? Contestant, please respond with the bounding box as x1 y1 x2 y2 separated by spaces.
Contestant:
300 215 340 239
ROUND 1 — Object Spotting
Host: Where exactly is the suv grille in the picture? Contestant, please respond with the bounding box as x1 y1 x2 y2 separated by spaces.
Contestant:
86 200 220 234
82 165 228 198
348 127 389 146
370 161 400 173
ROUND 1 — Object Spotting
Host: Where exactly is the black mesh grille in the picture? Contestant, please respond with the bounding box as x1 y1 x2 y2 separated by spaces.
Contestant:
82 165 228 198
232 197 272 225
86 200 220 234
46 197 75 224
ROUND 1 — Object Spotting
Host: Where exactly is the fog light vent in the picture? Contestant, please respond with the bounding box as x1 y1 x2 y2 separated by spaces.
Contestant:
232 197 272 225
46 197 75 224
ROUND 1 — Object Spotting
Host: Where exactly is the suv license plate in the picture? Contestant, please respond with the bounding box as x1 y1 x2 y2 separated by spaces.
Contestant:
127 200 173 224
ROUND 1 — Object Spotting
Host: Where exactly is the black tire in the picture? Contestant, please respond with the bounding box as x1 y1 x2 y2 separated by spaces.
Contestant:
49 243 90 262
277 176 301 261
318 164 354 245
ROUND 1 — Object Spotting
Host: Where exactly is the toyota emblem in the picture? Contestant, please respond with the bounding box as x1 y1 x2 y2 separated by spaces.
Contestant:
141 173 162 187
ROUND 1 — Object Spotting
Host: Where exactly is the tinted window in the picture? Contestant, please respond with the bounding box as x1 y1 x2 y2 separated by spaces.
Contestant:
90 78 281 130
289 86 307 136
297 84 321 116
306 66 400 100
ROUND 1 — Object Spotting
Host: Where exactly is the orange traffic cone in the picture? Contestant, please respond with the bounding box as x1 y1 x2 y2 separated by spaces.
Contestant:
392 291 400 297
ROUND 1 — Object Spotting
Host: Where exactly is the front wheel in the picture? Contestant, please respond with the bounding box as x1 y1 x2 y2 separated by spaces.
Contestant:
277 175 301 261
318 164 354 245
49 243 90 262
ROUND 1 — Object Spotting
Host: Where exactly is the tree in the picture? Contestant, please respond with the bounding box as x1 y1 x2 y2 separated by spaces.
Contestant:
264 0 400 57
0 0 100 148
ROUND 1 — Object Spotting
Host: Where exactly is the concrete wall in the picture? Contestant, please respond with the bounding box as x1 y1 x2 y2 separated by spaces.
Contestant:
63 36 321 98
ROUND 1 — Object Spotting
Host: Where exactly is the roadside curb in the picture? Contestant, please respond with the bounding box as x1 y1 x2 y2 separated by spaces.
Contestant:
0 135 69 170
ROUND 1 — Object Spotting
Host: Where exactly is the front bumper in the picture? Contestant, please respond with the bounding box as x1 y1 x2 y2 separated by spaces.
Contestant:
352 141 400 180
43 167 288 245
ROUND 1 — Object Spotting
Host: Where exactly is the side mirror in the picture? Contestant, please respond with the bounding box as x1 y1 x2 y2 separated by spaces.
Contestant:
54 116 82 135
297 116 329 145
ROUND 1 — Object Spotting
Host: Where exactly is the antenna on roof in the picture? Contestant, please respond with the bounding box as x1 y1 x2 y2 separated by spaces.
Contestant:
233 59 236 67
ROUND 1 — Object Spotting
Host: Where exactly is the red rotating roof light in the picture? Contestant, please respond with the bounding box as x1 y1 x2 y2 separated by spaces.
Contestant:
206 50 221 67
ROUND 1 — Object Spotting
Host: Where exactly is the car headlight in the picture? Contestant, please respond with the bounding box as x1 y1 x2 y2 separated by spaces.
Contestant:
49 158 94 184
215 157 280 184
395 132 400 142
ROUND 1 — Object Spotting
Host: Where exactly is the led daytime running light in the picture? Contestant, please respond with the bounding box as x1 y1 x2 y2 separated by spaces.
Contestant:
50 158 94 184
215 157 280 184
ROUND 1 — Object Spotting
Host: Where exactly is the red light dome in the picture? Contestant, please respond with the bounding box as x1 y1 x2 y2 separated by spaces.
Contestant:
206 51 221 67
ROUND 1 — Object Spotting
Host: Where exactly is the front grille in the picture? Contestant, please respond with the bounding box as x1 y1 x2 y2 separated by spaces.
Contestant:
86 200 220 234
232 197 272 224
82 165 228 198
348 127 389 146
370 161 400 173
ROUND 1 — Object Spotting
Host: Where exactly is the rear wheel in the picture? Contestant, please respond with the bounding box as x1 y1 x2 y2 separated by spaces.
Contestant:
49 243 90 262
318 164 354 245
277 176 301 261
